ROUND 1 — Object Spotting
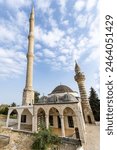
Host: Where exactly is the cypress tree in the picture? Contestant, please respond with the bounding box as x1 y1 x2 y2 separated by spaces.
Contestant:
89 87 100 121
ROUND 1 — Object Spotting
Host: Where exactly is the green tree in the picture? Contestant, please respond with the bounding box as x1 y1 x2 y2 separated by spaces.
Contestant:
32 124 61 150
34 91 40 103
89 87 100 121
0 104 9 115
11 102 16 107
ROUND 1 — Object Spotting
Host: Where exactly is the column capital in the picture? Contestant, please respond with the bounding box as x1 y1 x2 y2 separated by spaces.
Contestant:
59 115 64 119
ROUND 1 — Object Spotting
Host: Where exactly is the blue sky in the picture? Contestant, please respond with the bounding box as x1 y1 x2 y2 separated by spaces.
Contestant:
0 0 99 105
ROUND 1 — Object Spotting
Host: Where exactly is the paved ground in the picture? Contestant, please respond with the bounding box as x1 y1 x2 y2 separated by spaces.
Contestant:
83 123 100 150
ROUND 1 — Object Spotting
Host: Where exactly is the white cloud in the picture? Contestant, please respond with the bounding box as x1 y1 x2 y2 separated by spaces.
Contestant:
0 23 27 51
48 15 58 28
94 70 100 93
62 20 69 26
35 43 41 49
86 0 97 11
35 25 40 42
0 24 16 43
88 15 99 47
58 0 68 15
60 48 69 54
78 37 88 48
76 14 88 28
43 49 56 58
16 10 28 28
40 28 65 47
58 55 66 64
85 47 99 62
0 48 26 78
74 0 85 12
36 0 52 13
5 0 31 10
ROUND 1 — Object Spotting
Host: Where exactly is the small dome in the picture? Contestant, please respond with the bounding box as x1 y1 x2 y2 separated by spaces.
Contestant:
51 85 73 94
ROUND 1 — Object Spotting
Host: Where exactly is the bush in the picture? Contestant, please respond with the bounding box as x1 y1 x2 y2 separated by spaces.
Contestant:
0 104 9 115
32 124 61 150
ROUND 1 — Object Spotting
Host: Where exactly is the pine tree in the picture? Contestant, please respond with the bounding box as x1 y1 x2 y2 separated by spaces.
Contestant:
89 87 100 121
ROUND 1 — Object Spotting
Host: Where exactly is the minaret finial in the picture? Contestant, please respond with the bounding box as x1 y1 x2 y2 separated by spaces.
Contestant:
31 5 34 14
30 4 34 19
75 60 80 74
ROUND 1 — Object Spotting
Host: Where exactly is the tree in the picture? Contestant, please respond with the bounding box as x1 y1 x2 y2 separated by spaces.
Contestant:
32 124 61 150
0 104 9 115
89 87 100 121
34 91 40 103
11 102 16 107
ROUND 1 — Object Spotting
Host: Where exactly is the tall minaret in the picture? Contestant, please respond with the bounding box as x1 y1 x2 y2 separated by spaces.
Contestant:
22 7 35 105
74 61 95 124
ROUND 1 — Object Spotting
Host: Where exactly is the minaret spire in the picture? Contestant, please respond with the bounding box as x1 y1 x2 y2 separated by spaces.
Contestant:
22 6 35 105
75 60 81 74
74 62 95 124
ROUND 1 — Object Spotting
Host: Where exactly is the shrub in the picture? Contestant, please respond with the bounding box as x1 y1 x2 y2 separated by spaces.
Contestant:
32 124 61 150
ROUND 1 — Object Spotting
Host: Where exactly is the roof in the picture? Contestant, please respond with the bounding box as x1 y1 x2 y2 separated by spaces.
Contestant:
38 93 79 104
51 85 73 94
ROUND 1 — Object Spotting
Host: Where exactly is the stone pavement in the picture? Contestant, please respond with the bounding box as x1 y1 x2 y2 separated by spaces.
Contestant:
83 123 100 150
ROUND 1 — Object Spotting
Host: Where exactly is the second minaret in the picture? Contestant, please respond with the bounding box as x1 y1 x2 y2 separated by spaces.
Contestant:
74 62 95 124
22 7 35 105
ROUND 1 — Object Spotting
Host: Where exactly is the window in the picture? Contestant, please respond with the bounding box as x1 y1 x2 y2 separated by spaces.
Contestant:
49 116 54 126
21 115 26 123
68 116 74 128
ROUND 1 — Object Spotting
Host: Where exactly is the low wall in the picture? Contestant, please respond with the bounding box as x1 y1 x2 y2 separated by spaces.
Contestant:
59 137 82 150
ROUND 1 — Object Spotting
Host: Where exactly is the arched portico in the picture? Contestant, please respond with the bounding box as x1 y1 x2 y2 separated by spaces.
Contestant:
33 103 85 141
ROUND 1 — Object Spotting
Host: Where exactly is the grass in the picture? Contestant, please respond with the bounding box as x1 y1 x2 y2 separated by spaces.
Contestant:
0 114 7 119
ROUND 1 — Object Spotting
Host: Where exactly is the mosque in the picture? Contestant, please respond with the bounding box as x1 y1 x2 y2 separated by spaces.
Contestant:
6 7 95 143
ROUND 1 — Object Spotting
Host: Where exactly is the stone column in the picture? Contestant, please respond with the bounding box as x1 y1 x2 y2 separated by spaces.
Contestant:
34 113 38 132
32 115 35 132
18 113 21 130
45 114 49 129
6 114 10 127
60 115 65 137
6 110 11 127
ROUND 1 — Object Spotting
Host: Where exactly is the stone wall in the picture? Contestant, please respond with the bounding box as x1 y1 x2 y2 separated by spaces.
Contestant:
59 137 82 150
0 127 83 150
0 128 33 150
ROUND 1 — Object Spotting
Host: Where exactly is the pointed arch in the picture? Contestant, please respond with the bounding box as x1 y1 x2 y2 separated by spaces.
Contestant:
8 109 18 129
37 108 46 128
20 108 32 131
63 107 76 137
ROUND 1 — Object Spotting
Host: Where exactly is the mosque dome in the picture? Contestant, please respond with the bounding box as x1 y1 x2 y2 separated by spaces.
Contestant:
51 85 73 94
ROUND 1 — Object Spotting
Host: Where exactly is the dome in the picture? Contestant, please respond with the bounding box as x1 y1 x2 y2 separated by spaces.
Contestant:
51 85 73 94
